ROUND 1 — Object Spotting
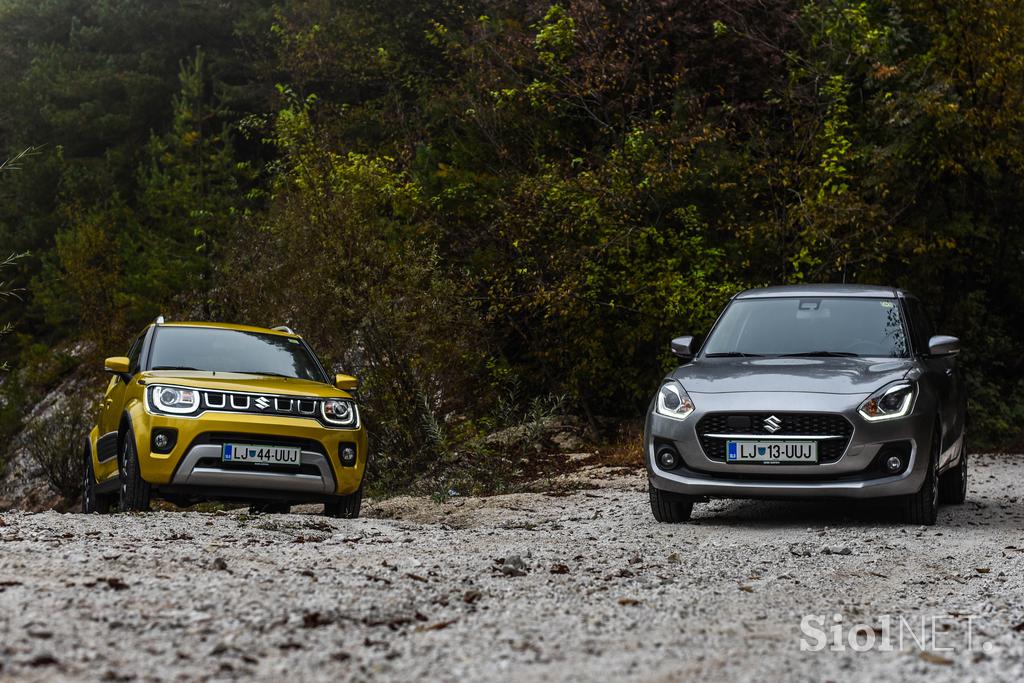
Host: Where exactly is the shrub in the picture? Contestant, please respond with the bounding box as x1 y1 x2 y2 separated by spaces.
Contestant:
27 395 92 503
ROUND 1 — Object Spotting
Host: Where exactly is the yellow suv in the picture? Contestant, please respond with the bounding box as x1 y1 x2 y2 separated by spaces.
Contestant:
82 319 367 517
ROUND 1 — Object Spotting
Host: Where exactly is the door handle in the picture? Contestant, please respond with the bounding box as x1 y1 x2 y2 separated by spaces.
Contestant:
945 368 954 376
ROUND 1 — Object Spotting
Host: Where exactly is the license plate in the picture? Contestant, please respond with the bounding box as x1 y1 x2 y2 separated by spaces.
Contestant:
222 443 301 466
726 440 818 464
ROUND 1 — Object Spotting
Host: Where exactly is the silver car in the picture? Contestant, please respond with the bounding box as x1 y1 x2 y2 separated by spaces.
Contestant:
645 285 968 525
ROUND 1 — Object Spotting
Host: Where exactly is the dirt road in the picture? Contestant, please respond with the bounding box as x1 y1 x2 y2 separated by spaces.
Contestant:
1 454 1022 682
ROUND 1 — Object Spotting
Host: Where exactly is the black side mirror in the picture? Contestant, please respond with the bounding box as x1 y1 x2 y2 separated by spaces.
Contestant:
928 335 960 356
670 335 695 359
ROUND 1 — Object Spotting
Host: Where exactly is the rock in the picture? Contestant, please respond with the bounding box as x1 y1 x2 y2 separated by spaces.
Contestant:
788 544 813 557
820 545 853 556
500 555 528 577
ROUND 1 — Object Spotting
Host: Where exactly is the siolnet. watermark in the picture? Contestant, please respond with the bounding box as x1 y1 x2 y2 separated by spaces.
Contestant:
800 613 994 653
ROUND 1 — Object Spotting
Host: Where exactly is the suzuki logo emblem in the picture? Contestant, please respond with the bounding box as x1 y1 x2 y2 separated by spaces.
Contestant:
254 396 271 410
764 415 782 433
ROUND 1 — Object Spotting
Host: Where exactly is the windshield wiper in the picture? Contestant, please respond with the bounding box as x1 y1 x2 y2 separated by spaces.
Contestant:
151 365 202 371
704 352 763 358
236 370 291 378
779 351 859 357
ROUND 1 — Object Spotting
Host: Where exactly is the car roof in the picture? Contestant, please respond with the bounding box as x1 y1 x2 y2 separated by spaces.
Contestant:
734 284 906 300
148 321 300 338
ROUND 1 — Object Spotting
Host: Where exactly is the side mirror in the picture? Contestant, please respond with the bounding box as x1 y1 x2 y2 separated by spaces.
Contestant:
104 356 130 374
334 373 359 391
670 335 695 359
928 335 960 357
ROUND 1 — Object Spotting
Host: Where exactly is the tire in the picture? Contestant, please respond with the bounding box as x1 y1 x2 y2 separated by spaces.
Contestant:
118 428 151 512
902 427 940 525
249 501 292 515
324 483 363 519
939 437 968 505
649 482 694 523
82 447 113 514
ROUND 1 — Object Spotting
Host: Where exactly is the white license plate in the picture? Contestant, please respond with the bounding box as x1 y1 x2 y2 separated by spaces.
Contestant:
222 443 301 466
726 440 818 464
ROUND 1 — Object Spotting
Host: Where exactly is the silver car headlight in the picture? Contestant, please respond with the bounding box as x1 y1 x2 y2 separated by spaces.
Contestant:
858 381 916 421
656 381 695 421
148 385 200 415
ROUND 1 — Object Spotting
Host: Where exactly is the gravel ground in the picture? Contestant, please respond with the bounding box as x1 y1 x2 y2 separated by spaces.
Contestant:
1 453 1022 682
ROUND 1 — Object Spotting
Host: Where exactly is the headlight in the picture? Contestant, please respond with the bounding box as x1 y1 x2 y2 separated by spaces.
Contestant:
656 381 695 421
858 381 916 421
322 398 358 427
149 385 199 414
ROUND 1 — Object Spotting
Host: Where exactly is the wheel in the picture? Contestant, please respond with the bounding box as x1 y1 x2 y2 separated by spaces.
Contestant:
902 427 940 525
118 428 151 512
324 483 363 519
649 482 694 523
939 436 968 505
249 501 292 515
82 446 113 514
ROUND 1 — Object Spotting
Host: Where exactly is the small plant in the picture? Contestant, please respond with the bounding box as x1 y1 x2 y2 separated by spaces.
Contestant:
27 394 93 504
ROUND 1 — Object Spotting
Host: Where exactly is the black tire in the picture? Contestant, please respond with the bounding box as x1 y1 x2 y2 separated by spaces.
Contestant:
82 446 113 514
649 482 694 523
118 428 151 512
324 483 363 519
939 437 968 505
902 427 940 525
249 501 292 515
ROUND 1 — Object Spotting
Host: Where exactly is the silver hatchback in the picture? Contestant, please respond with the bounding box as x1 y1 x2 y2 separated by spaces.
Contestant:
645 285 968 525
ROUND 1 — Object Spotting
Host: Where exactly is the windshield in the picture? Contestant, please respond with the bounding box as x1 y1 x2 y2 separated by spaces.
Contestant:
702 297 909 358
148 327 328 382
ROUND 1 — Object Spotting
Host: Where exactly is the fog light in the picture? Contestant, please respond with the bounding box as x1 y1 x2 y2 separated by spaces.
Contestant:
656 449 680 470
340 446 357 466
885 455 902 472
150 428 177 454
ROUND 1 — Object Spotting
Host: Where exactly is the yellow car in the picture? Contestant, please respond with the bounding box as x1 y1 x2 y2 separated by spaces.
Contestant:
82 319 367 517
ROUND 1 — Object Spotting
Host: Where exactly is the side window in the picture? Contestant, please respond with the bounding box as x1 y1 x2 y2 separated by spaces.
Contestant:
127 334 145 374
906 299 935 355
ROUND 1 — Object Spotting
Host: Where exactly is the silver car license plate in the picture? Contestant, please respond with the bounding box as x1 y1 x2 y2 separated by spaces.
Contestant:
726 440 818 464
222 443 301 466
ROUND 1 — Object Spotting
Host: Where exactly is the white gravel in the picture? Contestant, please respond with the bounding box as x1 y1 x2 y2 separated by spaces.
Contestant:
1 453 1022 682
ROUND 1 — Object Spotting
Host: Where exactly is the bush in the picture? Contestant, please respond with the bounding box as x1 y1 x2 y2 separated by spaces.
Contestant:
27 395 92 503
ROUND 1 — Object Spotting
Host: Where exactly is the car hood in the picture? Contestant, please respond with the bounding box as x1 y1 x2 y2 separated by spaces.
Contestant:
139 371 350 399
671 357 914 395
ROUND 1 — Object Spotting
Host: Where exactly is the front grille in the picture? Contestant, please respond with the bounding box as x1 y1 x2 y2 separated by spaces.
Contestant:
201 390 321 419
696 412 854 463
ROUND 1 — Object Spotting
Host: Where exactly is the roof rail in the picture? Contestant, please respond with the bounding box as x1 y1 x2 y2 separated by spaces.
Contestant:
272 325 296 335
155 315 165 324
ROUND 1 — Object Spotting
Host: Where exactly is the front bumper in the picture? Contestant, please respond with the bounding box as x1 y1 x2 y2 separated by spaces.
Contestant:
130 409 366 497
645 391 934 499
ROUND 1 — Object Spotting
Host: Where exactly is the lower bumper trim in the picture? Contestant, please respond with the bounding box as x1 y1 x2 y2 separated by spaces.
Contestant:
170 444 336 494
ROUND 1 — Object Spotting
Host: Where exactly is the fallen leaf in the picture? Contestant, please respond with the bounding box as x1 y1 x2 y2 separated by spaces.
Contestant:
618 597 641 606
550 564 570 574
919 652 953 666
418 619 458 632
976 568 991 574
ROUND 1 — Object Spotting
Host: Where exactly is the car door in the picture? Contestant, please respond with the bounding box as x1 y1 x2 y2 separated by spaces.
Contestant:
904 297 958 466
97 333 145 457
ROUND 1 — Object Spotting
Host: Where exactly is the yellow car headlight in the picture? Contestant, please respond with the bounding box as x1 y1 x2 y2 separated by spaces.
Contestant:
322 398 358 427
148 385 200 415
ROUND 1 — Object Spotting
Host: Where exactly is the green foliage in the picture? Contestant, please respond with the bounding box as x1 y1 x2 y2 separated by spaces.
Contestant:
2 0 1024 495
